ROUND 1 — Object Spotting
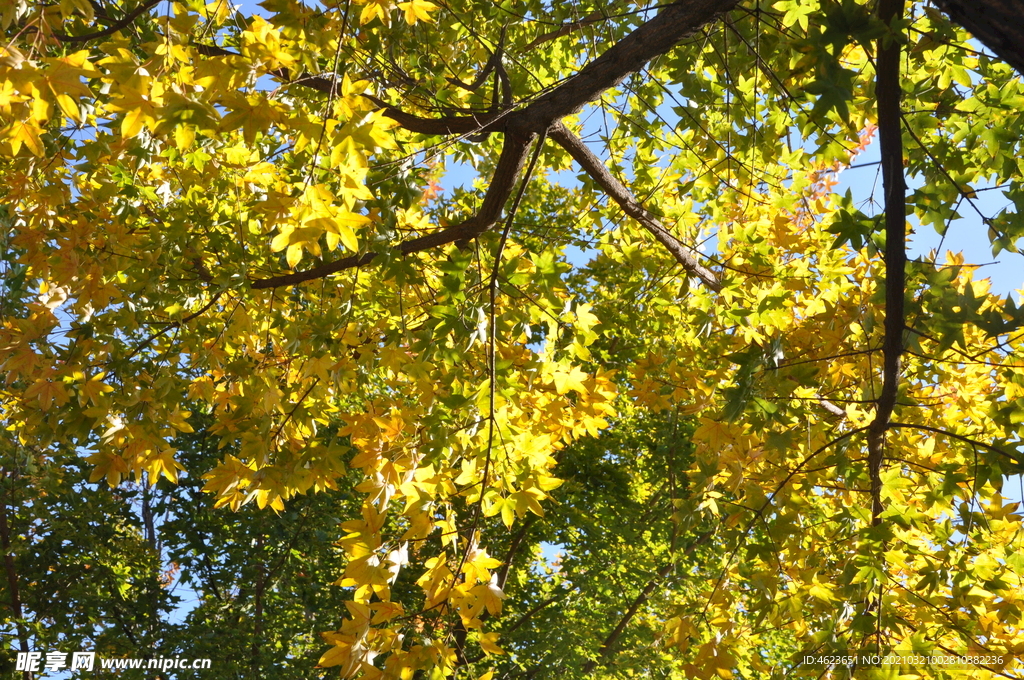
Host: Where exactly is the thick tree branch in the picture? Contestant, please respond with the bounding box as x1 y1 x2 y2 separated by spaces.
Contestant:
934 0 1024 74
549 123 720 291
242 0 739 288
364 0 739 137
513 0 740 131
251 132 534 289
363 95 500 136
867 0 907 525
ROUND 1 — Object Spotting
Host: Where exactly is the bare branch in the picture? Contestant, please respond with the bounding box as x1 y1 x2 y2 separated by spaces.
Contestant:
818 397 846 418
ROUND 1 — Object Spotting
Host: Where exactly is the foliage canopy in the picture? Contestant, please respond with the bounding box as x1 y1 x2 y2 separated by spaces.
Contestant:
3 0 1024 678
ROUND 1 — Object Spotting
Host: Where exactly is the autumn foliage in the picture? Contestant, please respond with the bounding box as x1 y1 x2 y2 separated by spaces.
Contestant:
3 0 1024 678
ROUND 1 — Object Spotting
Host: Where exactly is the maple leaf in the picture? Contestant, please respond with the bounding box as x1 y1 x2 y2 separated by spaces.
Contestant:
552 365 589 395
107 90 160 138
0 79 26 113
472 575 506 616
41 50 97 122
416 553 454 608
397 0 438 24
146 448 185 484
23 377 69 410
339 554 391 602
359 0 392 26
201 455 255 498
86 451 130 488
78 372 114 405
478 632 504 656
3 120 44 156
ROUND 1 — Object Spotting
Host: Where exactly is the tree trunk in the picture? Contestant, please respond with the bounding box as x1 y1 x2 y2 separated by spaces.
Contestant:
935 0 1024 74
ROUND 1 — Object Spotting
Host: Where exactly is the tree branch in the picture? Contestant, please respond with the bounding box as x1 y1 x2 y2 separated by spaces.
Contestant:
933 0 1024 74
242 0 738 288
250 132 534 289
818 396 846 418
124 292 223 360
53 0 162 42
888 423 1024 464
582 531 712 675
362 94 501 136
503 595 562 635
867 0 907 526
513 0 740 131
362 0 739 138
549 122 720 291
525 9 613 50
0 471 31 680
496 514 537 590
581 563 673 675
98 3 742 291
193 41 497 137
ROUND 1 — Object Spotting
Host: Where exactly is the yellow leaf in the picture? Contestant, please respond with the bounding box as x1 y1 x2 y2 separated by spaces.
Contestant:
500 497 515 528
0 79 26 113
370 601 404 624
4 120 44 156
472 576 506 616
360 0 392 26
270 227 293 252
174 123 196 150
397 0 438 24
79 375 114 405
108 88 161 138
317 643 351 668
252 488 285 513
146 448 185 484
337 220 359 252
479 632 504 656
23 378 69 410
808 583 836 602
86 451 130 488
552 365 589 395
167 409 194 433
